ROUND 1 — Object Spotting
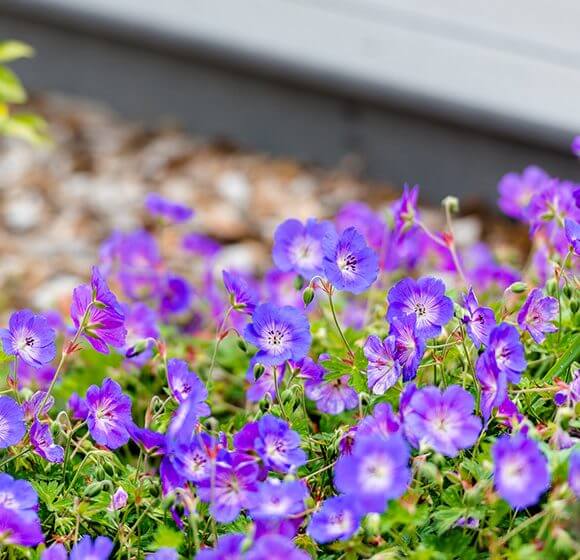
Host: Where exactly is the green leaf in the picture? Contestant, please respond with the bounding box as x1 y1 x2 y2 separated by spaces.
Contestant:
542 333 580 381
0 40 34 62
153 525 184 549
0 65 26 103
0 112 50 144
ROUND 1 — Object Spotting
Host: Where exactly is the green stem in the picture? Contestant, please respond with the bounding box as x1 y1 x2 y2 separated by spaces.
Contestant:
327 290 353 358
273 366 289 422
496 510 548 548
206 306 233 393
0 446 30 469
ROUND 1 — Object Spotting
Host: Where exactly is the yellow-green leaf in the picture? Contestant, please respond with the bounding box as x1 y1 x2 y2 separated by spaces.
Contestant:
0 65 26 103
0 40 34 62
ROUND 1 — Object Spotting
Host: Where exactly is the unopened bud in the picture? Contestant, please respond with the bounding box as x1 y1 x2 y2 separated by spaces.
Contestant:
442 196 459 214
302 287 315 306
294 275 305 291
508 281 527 294
253 363 265 380
237 339 247 353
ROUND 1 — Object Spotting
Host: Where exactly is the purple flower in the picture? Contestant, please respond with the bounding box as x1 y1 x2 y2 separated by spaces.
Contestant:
198 452 259 522
245 362 286 403
71 267 126 354
307 496 362 543
122 302 159 363
181 233 221 258
262 268 304 308
0 474 38 521
254 414 306 473
16 361 55 391
564 218 580 255
86 378 133 449
301 357 358 415
572 136 580 157
492 434 550 508
223 270 258 314
109 487 128 511
497 166 549 221
554 369 580 406
170 432 216 483
23 391 54 420
392 183 419 239
146 549 177 560
70 535 114 560
517 288 558 344
388 313 425 381
334 434 410 514
322 227 379 294
335 201 385 250
30 420 64 463
486 323 527 383
0 396 25 448
0 310 56 368
363 335 402 395
196 534 244 560
68 392 88 421
244 304 311 367
246 535 310 560
248 479 308 520
462 288 496 348
475 352 507 421
569 451 580 498
403 385 482 457
145 193 193 223
166 359 209 416
159 274 192 316
42 544 67 560
356 402 401 440
0 506 43 547
273 218 335 279
387 277 453 339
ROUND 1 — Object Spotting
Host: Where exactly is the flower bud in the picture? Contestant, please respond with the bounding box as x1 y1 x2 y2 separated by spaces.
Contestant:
508 281 527 294
253 363 265 380
302 287 315 306
442 196 460 214
293 275 305 291
237 338 248 353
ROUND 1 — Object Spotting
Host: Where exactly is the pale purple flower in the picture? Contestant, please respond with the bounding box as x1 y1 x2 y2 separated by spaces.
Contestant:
517 288 558 343
388 313 425 381
16 361 55 391
569 451 580 498
554 369 580 406
0 506 43 547
363 335 402 395
356 402 401 440
22 391 54 421
307 496 362 543
0 474 38 521
244 304 311 367
30 420 64 463
572 136 580 157
122 302 159 363
246 535 310 560
387 277 453 339
145 193 193 223
322 227 379 294
69 535 114 560
476 352 507 421
497 166 549 221
486 323 527 383
170 432 216 483
403 385 482 457
196 534 244 560
42 544 67 560
564 218 580 255
334 434 410 514
109 487 128 511
0 310 56 368
462 288 496 348
254 414 306 473
223 270 258 314
0 396 25 448
166 359 209 416
86 378 133 449
159 274 192 316
335 201 385 250
68 392 88 421
492 433 550 508
262 268 304 308
248 479 308 520
273 218 335 279
181 232 221 258
146 549 178 560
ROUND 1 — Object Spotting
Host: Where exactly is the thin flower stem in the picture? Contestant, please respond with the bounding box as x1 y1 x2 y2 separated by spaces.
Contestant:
327 290 354 358
206 306 233 391
304 459 338 481
273 366 289 422
12 356 19 404
495 509 548 549
0 446 30 469
62 420 86 481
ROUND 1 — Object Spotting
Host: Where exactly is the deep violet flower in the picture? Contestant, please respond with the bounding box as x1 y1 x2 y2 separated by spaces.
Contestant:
554 369 580 407
569 451 580 498
335 201 385 250
121 302 159 363
181 232 221 259
497 165 549 222
572 136 580 157
246 535 310 560
486 323 527 383
197 452 259 522
322 226 379 293
170 432 217 483
0 310 56 368
248 479 308 520
30 420 64 463
387 277 453 339
70 267 126 354
166 359 209 415
0 474 38 521
69 535 114 560
159 274 192 316
392 183 420 239
254 414 307 473
146 549 178 560
196 534 245 560
68 392 88 421
0 396 25 448
363 335 402 395
564 218 580 254
462 288 496 348
492 433 550 509
334 434 410 514
223 269 258 314
475 352 507 421
356 402 401 440
388 313 425 381
0 506 43 547
403 385 482 457
85 378 133 449
273 217 335 279
244 303 311 367
307 495 362 544
300 357 358 415
145 192 193 223
517 288 558 343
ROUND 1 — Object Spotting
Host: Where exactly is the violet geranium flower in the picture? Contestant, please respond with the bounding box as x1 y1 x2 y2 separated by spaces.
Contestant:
475 352 508 421
248 479 308 520
497 166 549 222
569 451 580 498
492 433 550 509
223 270 258 314
272 217 335 279
196 534 245 560
0 310 56 368
70 267 126 354
0 506 44 547
0 474 38 521
254 414 306 473
69 535 114 560
403 385 482 457
322 226 379 294
363 335 402 395
166 358 209 416
387 277 454 339
564 218 580 255
0 396 26 448
307 495 362 544
145 192 193 223
462 288 496 348
486 323 527 384
517 288 558 344
244 303 311 367
246 535 310 560
85 378 133 449
334 434 410 514
356 402 401 440
30 420 64 463
388 313 425 381
42 543 67 560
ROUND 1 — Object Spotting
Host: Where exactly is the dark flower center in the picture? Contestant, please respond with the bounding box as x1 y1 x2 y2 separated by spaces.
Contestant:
338 253 357 274
414 303 427 317
266 329 284 346
25 336 35 347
